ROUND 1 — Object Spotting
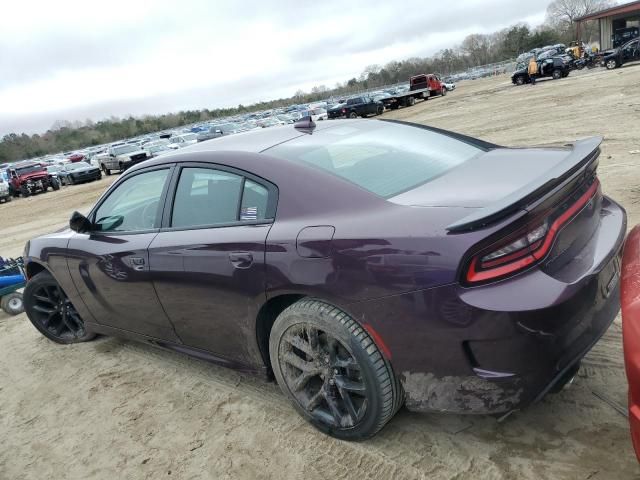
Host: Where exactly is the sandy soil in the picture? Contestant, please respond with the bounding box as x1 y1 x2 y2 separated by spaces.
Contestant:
1 66 640 480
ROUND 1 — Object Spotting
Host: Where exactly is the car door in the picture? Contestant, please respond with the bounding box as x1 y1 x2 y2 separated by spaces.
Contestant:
148 163 277 363
67 165 181 342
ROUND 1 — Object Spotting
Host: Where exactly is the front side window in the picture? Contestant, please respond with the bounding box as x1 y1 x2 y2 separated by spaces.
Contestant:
171 168 271 228
93 169 169 232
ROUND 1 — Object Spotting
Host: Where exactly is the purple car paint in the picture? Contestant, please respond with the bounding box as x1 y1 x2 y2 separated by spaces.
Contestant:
24 119 625 418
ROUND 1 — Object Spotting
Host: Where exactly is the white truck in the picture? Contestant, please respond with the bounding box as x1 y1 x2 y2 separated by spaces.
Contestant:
96 143 151 175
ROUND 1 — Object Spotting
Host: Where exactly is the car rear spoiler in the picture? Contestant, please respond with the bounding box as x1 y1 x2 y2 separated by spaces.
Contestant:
446 136 603 233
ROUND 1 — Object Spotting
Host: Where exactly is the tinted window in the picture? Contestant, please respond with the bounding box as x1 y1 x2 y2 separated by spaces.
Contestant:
94 169 169 232
268 121 483 198
172 168 243 227
240 179 269 221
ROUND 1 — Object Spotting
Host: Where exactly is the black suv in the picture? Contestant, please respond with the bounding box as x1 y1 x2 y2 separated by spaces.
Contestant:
602 38 640 70
512 56 571 85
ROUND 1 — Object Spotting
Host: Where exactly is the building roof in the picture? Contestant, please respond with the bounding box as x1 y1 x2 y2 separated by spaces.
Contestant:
576 0 640 22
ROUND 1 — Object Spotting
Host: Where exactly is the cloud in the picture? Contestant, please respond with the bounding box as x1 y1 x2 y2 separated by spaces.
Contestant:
0 0 551 135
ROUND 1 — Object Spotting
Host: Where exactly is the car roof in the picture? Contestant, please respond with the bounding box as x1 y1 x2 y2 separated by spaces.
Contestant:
159 120 345 157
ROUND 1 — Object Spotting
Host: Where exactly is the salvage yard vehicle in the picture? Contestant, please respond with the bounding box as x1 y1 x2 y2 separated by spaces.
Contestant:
169 133 198 148
622 225 640 462
7 161 60 197
57 162 102 185
0 176 11 203
97 143 150 175
328 96 383 118
22 119 625 440
409 73 447 97
602 38 640 70
512 56 571 85
0 257 26 315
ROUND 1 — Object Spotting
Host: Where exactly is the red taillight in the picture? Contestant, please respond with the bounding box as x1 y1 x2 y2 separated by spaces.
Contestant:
466 178 600 284
342 108 346 113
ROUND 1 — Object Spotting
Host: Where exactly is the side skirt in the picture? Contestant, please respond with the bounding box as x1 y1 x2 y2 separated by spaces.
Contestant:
85 322 269 379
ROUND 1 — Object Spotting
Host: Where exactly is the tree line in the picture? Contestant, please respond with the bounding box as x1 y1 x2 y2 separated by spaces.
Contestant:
0 0 612 164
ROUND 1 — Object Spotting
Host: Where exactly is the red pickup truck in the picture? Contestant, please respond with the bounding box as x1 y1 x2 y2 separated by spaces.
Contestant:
409 74 447 99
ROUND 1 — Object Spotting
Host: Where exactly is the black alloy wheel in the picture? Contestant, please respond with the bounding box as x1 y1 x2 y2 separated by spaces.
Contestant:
270 299 403 440
24 271 95 344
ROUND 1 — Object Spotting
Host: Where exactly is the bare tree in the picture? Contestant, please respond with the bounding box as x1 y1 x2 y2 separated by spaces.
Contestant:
546 0 614 41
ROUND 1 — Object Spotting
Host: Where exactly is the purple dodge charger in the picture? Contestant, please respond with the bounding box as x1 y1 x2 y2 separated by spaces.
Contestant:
22 119 625 439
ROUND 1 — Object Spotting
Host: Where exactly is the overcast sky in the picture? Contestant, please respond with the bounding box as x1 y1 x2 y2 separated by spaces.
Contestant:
0 0 552 135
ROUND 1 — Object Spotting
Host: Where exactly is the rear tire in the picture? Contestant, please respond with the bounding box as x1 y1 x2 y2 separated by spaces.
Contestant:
1 292 24 315
377 105 384 115
552 69 562 80
101 165 111 176
515 76 525 86
270 299 403 440
407 96 416 106
68 176 75 185
51 178 60 190
441 87 447 96
24 271 96 344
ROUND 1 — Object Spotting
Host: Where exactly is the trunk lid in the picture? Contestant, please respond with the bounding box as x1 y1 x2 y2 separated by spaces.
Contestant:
389 137 602 233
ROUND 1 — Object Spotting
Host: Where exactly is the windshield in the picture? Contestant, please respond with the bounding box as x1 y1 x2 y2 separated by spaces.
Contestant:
16 165 44 175
268 121 483 198
112 145 138 156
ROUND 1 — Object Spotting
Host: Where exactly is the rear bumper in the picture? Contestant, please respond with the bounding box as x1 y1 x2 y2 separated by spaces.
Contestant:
622 224 640 462
347 196 626 414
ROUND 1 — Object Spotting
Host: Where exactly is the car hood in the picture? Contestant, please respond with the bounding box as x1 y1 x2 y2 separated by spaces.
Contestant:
20 171 48 181
67 166 98 174
118 149 147 157
389 146 575 208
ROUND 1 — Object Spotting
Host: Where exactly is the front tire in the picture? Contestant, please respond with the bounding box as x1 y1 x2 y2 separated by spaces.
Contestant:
50 178 60 190
348 111 358 119
1 292 24 315
24 271 96 344
606 59 617 70
441 87 447 96
515 76 525 86
270 299 402 440
101 165 111 176
552 69 562 80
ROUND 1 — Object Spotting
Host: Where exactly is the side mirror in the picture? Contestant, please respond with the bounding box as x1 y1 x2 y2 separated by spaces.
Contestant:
70 211 92 233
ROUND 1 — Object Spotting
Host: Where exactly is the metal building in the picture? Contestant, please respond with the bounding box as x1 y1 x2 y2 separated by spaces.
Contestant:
576 0 640 50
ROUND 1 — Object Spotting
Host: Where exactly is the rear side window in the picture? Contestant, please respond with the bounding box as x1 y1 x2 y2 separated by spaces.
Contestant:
267 121 483 198
171 167 271 228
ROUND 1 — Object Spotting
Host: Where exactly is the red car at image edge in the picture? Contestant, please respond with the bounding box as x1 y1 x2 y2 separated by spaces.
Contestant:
622 224 640 461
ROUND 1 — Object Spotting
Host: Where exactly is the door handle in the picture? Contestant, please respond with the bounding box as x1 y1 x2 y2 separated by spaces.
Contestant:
130 257 146 271
229 252 253 269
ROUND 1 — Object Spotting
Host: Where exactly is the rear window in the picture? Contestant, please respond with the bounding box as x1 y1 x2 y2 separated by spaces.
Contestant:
268 121 483 198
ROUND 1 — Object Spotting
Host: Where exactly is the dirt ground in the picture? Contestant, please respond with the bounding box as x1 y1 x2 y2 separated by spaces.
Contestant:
2 66 640 480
